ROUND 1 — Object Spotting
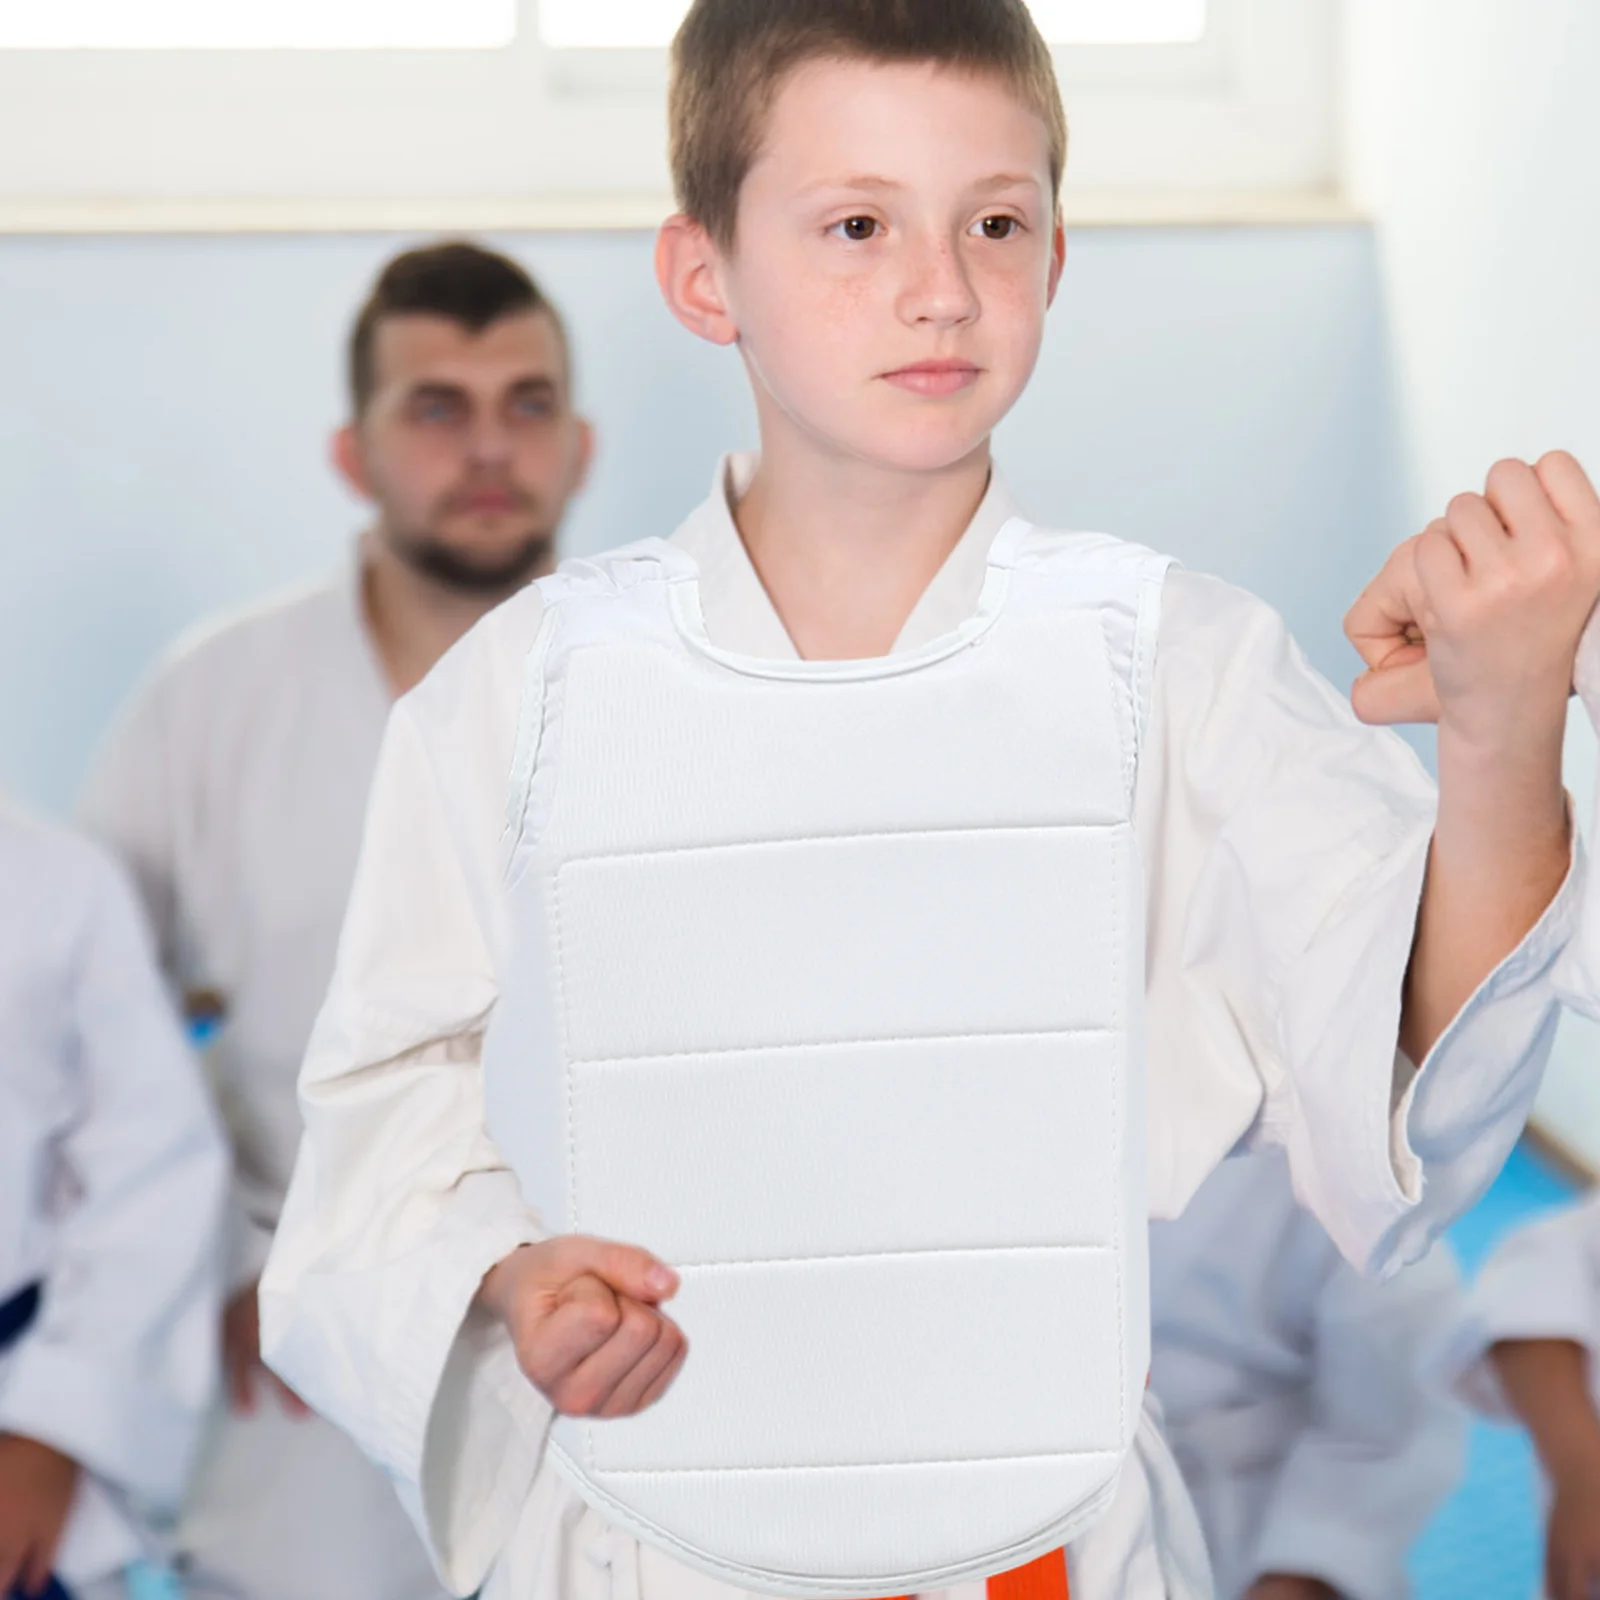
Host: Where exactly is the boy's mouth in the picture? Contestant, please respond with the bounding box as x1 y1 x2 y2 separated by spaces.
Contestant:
879 360 981 398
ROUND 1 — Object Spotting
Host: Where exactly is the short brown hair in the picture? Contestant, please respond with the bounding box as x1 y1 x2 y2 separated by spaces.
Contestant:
669 0 1067 249
347 240 564 414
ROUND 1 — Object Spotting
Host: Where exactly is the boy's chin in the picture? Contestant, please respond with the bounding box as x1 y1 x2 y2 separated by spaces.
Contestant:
829 409 1001 477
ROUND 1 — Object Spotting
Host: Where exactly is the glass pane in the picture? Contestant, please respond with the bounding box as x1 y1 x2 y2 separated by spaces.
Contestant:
0 0 516 48
540 0 1206 49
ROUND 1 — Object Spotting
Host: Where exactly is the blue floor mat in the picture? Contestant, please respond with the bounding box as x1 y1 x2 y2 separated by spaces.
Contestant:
1408 1142 1582 1600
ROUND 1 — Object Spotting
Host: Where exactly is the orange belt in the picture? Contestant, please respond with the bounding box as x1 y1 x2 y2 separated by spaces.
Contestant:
874 1546 1069 1600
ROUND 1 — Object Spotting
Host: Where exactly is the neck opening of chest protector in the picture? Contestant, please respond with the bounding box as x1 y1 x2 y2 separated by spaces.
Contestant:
484 519 1169 1597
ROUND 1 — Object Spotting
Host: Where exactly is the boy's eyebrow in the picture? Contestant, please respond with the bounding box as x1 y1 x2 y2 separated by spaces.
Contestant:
796 174 904 197
797 172 1043 198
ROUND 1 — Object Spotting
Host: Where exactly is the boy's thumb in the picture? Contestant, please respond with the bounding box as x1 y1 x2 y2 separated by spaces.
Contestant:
562 1236 679 1302
1350 659 1440 726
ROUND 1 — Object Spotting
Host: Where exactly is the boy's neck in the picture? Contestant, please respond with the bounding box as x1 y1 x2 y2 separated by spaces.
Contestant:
732 436 994 661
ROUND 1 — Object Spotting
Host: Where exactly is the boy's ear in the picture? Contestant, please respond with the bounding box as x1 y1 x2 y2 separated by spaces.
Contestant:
1045 215 1067 307
656 214 740 347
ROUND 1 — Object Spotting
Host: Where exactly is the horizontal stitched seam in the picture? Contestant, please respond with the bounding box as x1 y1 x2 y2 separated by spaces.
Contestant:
556 821 1126 869
571 1026 1117 1067
671 1243 1112 1270
590 1449 1123 1477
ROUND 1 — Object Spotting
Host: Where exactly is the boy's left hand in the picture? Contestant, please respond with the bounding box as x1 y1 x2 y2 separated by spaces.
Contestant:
1345 452 1600 737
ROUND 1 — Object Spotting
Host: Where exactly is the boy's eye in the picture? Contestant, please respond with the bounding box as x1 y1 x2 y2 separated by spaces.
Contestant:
975 215 1020 240
833 216 879 241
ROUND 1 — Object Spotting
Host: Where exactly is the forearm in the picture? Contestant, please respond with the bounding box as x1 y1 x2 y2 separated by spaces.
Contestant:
1401 717 1570 1063
1491 1338 1600 1480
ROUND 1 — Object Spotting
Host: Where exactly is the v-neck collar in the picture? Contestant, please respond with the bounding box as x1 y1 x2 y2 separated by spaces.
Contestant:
667 453 1028 662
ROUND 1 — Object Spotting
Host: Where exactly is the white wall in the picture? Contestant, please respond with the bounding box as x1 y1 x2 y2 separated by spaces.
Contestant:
1347 0 1600 1171
0 223 1403 819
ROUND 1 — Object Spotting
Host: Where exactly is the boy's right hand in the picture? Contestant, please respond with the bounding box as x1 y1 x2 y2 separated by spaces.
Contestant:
478 1236 687 1418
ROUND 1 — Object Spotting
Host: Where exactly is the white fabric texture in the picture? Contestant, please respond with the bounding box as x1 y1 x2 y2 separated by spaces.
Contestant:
1150 1148 1464 1600
485 522 1163 1591
1433 1187 1600 1423
264 455 1583 1600
0 810 227 1590
78 567 448 1600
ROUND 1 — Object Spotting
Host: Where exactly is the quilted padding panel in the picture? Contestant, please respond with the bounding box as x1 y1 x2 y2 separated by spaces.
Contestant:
557 1443 1122 1587
561 1248 1125 1472
555 828 1125 1064
569 1033 1122 1264
542 614 1128 858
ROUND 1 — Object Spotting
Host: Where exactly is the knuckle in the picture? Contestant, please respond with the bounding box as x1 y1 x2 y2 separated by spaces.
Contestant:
1447 491 1483 522
1486 457 1529 494
619 1301 656 1344
580 1298 622 1341
556 1379 600 1416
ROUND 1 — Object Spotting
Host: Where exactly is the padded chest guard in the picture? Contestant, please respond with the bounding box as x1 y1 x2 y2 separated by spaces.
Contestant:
484 520 1169 1597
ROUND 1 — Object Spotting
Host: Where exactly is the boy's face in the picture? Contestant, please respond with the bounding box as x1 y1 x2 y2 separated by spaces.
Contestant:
668 59 1063 477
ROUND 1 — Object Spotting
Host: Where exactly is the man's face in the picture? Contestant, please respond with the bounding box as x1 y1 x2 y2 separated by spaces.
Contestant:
712 59 1063 476
336 309 591 592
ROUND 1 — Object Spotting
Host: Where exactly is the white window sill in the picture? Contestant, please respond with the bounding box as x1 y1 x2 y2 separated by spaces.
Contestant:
0 189 1363 235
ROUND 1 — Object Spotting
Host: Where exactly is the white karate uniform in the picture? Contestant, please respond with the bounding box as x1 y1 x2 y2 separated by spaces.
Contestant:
1435 1187 1600 1429
1149 1148 1464 1600
262 457 1586 1600
79 566 448 1600
0 811 227 1598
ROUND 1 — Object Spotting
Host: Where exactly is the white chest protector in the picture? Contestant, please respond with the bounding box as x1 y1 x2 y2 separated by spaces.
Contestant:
484 518 1170 1597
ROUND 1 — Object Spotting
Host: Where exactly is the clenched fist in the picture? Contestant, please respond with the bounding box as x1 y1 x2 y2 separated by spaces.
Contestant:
479 1235 688 1418
1345 451 1600 738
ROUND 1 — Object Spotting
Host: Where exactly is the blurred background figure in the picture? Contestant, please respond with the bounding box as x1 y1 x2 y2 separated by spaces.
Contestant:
76 240 593 1600
1150 1149 1465 1600
0 808 227 1600
1437 1191 1600 1600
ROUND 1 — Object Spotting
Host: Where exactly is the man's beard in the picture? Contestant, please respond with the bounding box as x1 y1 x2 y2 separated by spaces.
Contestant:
386 522 555 596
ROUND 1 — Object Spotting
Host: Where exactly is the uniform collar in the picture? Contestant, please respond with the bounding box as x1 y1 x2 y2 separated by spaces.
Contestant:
667 452 1028 661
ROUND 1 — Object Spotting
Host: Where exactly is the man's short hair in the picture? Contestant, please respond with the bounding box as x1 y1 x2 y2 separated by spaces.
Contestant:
348 240 564 415
668 0 1068 250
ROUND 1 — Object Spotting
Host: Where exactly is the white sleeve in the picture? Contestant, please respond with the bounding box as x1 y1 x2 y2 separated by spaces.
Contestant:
260 596 551 1598
1144 572 1580 1275
1433 1193 1600 1420
1248 1243 1466 1600
1552 612 1600 1016
0 849 228 1510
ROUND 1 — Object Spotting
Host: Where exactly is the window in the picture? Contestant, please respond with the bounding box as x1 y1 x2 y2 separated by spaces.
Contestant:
0 0 1338 230
0 0 514 49
540 0 1206 51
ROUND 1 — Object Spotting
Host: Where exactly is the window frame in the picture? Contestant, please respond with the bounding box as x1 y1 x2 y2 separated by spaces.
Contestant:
0 0 1342 231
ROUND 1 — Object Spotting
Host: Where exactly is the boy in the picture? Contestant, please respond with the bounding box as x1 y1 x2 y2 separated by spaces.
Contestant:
82 242 591 1600
0 811 226 1600
1149 1149 1463 1600
263 2 1600 1595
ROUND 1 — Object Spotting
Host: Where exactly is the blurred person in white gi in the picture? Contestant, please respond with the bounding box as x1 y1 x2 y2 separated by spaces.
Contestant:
1435 1183 1600 1600
1150 1148 1464 1600
79 240 594 1600
0 809 226 1600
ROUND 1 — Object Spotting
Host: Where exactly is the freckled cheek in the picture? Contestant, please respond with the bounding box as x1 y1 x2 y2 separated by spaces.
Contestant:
981 276 1051 381
749 278 878 394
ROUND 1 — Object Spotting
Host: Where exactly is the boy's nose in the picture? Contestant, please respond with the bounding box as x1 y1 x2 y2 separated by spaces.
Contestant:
897 236 981 327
